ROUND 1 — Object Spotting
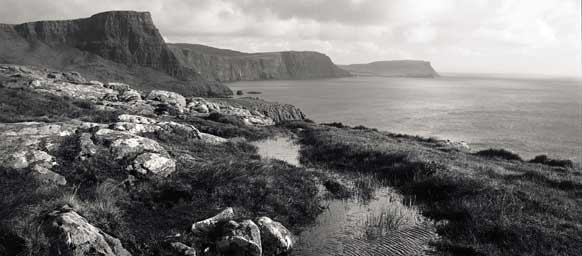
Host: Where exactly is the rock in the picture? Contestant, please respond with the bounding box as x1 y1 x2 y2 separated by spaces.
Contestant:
216 220 262 256
199 133 228 144
129 153 176 177
105 82 131 92
95 128 166 160
146 90 187 113
191 207 235 235
62 71 88 84
78 133 98 160
43 206 131 256
256 217 295 255
118 89 142 102
170 242 197 256
93 128 176 177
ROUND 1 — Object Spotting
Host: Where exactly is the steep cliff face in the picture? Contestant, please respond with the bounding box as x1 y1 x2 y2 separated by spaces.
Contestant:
169 44 350 82
0 11 231 96
339 60 439 78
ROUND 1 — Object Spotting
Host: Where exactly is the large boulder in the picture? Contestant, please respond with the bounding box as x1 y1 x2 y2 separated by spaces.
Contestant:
170 242 197 256
43 206 132 256
256 217 295 255
216 220 262 256
146 90 187 113
191 207 235 236
93 128 176 177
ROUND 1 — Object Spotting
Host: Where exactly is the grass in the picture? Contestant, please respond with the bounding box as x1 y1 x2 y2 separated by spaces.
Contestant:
298 125 582 256
364 203 422 240
529 155 574 169
474 148 523 161
0 87 119 123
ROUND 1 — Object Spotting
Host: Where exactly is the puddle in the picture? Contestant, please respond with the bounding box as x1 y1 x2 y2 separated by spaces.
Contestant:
253 136 439 256
251 136 301 166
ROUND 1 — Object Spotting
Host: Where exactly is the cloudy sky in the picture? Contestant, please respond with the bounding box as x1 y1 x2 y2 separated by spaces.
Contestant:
1 0 580 77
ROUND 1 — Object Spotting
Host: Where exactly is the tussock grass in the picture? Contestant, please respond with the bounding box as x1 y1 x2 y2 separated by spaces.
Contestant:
364 203 422 240
0 87 119 123
298 125 582 256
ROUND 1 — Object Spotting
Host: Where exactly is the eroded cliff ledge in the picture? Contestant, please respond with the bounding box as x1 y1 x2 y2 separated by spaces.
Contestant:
169 43 351 82
0 11 231 97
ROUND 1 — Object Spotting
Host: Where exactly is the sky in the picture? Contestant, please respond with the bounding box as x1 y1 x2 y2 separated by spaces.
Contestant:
0 0 580 77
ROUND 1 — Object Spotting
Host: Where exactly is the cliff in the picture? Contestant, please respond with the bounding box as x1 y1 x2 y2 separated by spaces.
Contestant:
339 60 439 78
0 11 231 96
169 43 350 82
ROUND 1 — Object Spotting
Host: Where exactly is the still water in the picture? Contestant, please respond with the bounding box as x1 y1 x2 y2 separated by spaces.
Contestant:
252 137 438 256
232 75 582 162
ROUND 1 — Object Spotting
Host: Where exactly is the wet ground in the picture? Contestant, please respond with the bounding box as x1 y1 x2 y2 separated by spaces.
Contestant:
253 136 439 256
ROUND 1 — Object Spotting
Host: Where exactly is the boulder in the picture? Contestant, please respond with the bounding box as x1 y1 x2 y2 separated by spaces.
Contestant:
43 206 131 256
256 217 295 255
93 128 176 177
170 242 197 256
191 207 235 235
62 71 88 84
105 82 131 92
129 153 176 177
118 89 142 102
78 133 98 160
216 220 262 256
146 90 187 113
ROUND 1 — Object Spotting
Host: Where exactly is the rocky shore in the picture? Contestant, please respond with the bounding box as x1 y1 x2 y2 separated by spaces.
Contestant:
1 63 581 256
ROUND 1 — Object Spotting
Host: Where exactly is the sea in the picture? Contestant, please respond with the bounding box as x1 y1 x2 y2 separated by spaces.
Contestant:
229 75 582 163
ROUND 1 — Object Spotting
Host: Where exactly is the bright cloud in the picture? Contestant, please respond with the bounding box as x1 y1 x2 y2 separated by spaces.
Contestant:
0 0 579 76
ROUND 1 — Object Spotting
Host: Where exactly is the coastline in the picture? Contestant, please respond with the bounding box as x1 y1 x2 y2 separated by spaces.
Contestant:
0 64 580 256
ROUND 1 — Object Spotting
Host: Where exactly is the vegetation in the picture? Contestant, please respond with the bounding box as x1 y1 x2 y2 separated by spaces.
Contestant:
298 125 582 256
474 148 523 161
529 154 574 168
0 87 120 123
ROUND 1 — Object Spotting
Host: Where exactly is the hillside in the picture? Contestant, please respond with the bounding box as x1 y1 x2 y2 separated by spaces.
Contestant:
340 60 439 78
0 11 231 96
169 43 350 82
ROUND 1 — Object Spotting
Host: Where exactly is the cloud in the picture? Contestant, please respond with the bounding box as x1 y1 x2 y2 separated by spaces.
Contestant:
0 0 579 76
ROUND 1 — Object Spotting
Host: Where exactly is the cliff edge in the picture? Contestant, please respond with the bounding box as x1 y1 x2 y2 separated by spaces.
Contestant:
339 60 439 78
169 43 350 82
0 11 231 96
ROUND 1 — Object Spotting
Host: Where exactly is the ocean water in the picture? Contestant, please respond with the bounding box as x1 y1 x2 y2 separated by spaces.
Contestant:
229 75 582 162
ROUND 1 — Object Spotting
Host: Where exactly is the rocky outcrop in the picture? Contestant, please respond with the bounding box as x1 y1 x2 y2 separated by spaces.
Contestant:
339 60 439 78
216 220 262 256
169 44 350 82
43 205 131 256
255 217 295 255
1 11 232 97
0 64 277 127
191 207 235 235
215 98 306 123
189 208 296 256
0 121 103 185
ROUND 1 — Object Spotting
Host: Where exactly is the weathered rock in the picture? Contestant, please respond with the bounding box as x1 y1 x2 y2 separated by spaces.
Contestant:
93 128 176 177
129 153 176 177
78 133 98 160
216 219 262 256
118 89 142 102
146 90 187 113
256 217 295 255
43 206 131 256
0 122 103 186
198 133 228 145
191 207 235 235
170 242 197 256
105 82 131 92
